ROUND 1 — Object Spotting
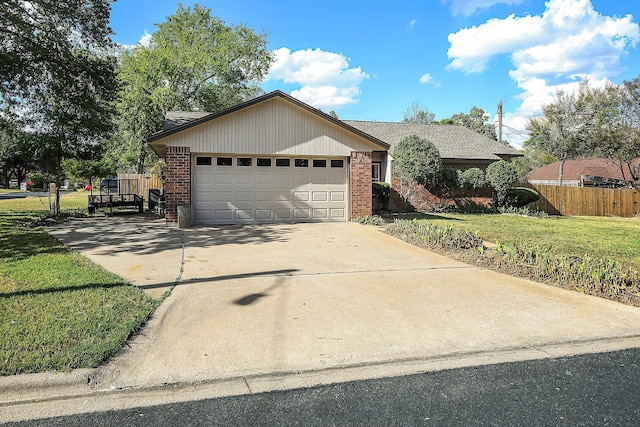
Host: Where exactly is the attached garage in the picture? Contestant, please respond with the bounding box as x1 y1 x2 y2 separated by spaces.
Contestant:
147 90 390 226
192 155 348 224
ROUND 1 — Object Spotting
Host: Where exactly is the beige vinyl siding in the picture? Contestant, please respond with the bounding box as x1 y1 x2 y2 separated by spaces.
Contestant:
161 98 380 156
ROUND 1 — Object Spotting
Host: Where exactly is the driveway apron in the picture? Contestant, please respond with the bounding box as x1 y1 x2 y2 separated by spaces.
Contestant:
50 219 640 391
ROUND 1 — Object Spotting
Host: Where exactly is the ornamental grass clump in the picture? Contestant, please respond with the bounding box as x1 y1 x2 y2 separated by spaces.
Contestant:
387 219 483 251
494 242 639 302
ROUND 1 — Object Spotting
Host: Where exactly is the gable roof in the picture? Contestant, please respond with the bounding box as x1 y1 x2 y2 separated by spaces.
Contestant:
343 120 521 161
527 158 640 182
147 90 390 152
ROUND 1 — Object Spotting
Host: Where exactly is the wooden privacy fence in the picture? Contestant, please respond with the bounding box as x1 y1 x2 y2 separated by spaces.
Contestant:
527 184 640 217
117 173 164 200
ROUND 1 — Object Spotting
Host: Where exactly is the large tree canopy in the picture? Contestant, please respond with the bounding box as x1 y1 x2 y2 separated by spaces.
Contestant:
401 102 435 124
111 3 273 173
442 106 498 141
0 0 118 183
525 78 640 184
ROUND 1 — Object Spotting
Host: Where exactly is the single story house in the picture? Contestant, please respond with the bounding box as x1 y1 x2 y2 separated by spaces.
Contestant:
527 158 640 187
147 90 521 225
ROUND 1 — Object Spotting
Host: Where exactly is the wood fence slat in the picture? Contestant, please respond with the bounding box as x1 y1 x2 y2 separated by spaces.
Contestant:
527 184 640 217
117 173 164 205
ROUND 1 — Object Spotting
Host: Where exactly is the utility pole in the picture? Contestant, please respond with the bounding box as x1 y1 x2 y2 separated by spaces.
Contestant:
497 100 503 143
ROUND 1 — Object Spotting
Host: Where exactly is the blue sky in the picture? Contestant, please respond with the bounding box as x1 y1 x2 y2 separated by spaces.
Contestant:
110 0 640 147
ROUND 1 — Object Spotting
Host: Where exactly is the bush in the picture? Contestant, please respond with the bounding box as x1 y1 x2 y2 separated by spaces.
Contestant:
437 167 460 194
372 181 390 212
392 135 442 185
459 168 486 193
28 171 45 190
486 160 519 207
505 187 539 208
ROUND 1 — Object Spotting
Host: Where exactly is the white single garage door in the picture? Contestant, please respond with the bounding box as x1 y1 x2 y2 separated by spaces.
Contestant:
193 155 348 224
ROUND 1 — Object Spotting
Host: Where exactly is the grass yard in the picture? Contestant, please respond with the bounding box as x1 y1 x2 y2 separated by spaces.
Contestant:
0 194 154 375
397 213 640 269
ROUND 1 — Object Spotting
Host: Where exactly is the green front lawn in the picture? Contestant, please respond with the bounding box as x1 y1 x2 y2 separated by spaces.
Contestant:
0 200 154 375
398 213 640 268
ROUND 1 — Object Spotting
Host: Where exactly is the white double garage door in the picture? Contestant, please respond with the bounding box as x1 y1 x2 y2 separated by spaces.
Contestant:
193 155 348 224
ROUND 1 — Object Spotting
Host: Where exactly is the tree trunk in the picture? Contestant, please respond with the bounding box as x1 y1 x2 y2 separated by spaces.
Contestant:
558 158 566 186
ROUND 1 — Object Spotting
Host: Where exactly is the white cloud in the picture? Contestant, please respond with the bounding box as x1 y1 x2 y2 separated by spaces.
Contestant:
409 19 417 30
419 73 433 84
447 0 640 146
266 47 369 108
443 0 526 18
418 73 440 87
118 30 153 51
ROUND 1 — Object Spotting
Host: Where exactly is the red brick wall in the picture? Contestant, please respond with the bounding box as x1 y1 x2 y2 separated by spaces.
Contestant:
350 151 372 218
390 176 492 212
165 146 191 224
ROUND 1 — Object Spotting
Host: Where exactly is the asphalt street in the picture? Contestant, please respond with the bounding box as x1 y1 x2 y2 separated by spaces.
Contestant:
7 348 640 426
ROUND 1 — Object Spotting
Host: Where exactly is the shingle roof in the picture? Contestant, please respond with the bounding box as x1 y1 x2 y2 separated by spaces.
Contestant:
527 158 640 182
343 120 521 160
163 111 212 131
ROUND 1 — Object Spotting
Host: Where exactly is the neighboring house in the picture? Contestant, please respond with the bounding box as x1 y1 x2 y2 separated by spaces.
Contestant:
147 90 521 226
527 158 640 187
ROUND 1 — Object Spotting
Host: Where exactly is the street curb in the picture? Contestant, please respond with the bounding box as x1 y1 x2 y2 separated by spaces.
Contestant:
2 335 640 423
0 369 93 407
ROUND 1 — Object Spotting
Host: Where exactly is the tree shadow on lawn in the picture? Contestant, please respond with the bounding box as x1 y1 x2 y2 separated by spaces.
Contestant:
0 212 67 261
387 213 465 221
0 281 130 298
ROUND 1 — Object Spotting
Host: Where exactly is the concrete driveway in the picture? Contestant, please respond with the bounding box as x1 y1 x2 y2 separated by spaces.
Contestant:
49 215 640 394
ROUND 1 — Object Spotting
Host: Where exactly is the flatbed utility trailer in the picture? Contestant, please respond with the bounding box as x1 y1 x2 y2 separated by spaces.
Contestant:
87 178 144 214
88 193 144 214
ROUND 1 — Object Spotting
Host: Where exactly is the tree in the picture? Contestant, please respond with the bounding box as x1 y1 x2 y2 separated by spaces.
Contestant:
486 160 519 207
111 3 273 173
0 0 118 204
447 106 497 141
525 82 594 185
62 159 113 187
402 102 435 124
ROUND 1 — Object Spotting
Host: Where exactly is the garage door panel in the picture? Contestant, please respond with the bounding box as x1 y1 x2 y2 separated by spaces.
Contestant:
255 191 272 201
236 174 254 185
255 209 272 220
275 209 291 220
312 208 328 219
235 191 253 202
330 208 346 219
194 156 347 224
330 191 345 202
215 192 233 202
216 174 233 185
312 191 327 202
293 191 310 201
215 210 233 221
235 209 253 220
294 208 310 219
275 191 290 201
